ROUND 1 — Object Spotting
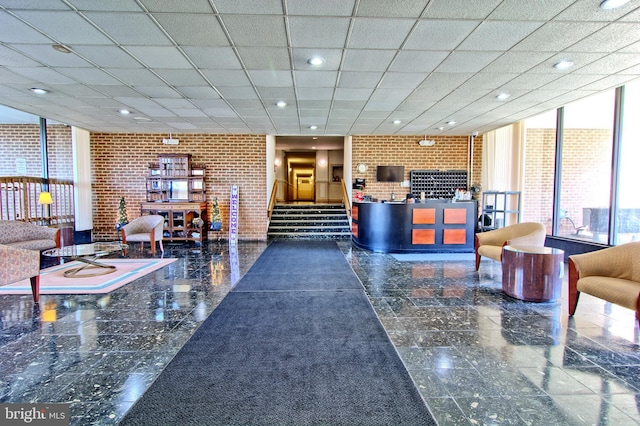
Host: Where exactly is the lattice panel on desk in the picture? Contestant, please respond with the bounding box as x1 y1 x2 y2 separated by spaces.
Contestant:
410 170 467 199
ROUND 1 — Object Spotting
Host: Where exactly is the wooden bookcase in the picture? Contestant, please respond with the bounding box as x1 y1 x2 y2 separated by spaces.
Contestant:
146 154 205 202
142 154 207 244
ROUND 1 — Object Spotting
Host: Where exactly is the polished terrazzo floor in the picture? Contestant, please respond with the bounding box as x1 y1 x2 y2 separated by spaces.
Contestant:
1 240 639 425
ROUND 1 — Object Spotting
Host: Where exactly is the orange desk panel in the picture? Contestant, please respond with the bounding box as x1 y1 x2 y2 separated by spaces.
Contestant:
412 229 435 245
443 229 467 244
412 208 436 224
443 208 467 224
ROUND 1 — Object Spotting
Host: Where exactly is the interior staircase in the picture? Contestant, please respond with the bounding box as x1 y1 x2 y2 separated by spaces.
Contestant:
267 204 351 239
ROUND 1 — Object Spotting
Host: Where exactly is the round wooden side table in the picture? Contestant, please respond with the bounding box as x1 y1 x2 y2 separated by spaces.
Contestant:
501 245 564 302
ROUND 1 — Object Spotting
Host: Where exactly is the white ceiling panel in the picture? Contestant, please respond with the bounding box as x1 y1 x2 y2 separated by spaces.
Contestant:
0 0 639 135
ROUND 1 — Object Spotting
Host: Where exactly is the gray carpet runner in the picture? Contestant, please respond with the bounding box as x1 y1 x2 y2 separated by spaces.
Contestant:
119 240 436 425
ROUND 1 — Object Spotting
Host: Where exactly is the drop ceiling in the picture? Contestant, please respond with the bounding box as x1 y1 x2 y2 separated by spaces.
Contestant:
1 0 639 136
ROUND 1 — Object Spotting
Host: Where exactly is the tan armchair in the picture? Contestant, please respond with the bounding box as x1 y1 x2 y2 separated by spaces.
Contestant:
568 241 640 325
121 215 164 256
0 244 41 302
475 222 546 270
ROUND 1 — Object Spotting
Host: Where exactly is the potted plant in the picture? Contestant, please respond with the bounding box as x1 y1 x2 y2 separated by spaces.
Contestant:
115 196 128 232
210 197 222 231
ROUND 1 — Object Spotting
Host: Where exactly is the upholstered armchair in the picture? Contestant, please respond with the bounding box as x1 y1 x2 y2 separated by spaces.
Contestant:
568 241 640 325
121 215 165 256
474 222 547 270
0 244 41 302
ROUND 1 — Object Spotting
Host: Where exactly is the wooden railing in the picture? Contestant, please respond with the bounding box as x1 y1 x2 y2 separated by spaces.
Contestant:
341 178 351 219
0 176 74 226
267 179 278 220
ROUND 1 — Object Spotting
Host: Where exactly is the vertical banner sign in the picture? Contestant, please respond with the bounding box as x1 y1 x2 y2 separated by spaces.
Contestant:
229 185 239 245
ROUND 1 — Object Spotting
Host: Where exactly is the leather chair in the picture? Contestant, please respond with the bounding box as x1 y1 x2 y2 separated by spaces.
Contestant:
474 222 546 270
121 215 164 256
0 244 41 302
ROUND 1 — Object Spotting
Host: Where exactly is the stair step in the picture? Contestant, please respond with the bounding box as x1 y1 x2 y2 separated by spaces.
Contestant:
268 204 350 240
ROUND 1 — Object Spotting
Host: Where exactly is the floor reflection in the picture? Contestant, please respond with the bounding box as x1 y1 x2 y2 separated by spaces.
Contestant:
0 240 639 425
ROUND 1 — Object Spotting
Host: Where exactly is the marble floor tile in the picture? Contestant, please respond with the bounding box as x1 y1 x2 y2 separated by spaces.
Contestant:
0 240 639 425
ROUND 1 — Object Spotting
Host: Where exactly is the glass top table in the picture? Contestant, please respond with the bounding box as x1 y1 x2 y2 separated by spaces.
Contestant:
43 242 128 278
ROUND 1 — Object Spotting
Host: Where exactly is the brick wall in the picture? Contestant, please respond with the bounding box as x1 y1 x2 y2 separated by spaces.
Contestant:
351 135 481 201
0 124 72 179
89 133 267 241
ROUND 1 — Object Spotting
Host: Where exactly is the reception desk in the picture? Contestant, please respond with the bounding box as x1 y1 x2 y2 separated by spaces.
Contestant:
351 200 476 253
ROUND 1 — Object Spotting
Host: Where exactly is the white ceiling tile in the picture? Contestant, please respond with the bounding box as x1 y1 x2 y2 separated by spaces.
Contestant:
425 0 502 19
200 70 251 86
356 0 428 18
72 46 144 68
177 87 221 99
84 12 173 45
71 0 144 11
404 20 479 50
294 71 338 87
139 0 213 13
389 51 449 73
216 86 258 99
482 51 555 73
436 51 503 73
153 14 229 46
333 87 374 101
553 1 635 21
0 46 41 67
236 47 291 70
337 71 382 88
248 70 293 87
569 23 640 53
59 68 122 85
214 0 282 14
342 49 397 72
285 0 355 16
296 87 335 100
136 86 182 98
378 73 426 89
222 15 287 47
126 46 193 69
9 44 91 67
348 18 415 49
512 22 607 52
105 68 165 85
458 21 544 51
154 69 209 86
488 0 576 20
288 17 350 48
0 11 64 43
256 87 296 100
153 98 196 109
6 66 76 84
12 10 112 44
182 47 241 69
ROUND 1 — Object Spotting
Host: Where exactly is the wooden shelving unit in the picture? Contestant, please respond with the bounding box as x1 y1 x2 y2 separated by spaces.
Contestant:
142 154 207 244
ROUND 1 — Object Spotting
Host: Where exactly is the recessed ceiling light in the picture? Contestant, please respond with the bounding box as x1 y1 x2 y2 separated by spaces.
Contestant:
276 101 287 108
51 44 71 54
312 137 318 140
307 57 325 66
309 125 318 130
393 119 402 124
30 88 47 94
600 0 630 9
553 60 574 70
447 120 456 125
119 109 131 115
133 116 151 121
437 127 444 131
496 93 510 100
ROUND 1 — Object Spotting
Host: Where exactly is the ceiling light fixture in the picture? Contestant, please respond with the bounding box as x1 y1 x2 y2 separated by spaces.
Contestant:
553 59 574 70
393 119 402 124
309 125 318 130
496 93 510 100
307 57 325 66
119 109 131 115
51 44 71 54
447 120 456 125
276 101 287 108
599 0 630 9
133 116 151 121
30 88 47 95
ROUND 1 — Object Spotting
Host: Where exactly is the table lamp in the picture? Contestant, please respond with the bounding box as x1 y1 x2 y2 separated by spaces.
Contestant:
38 191 53 225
